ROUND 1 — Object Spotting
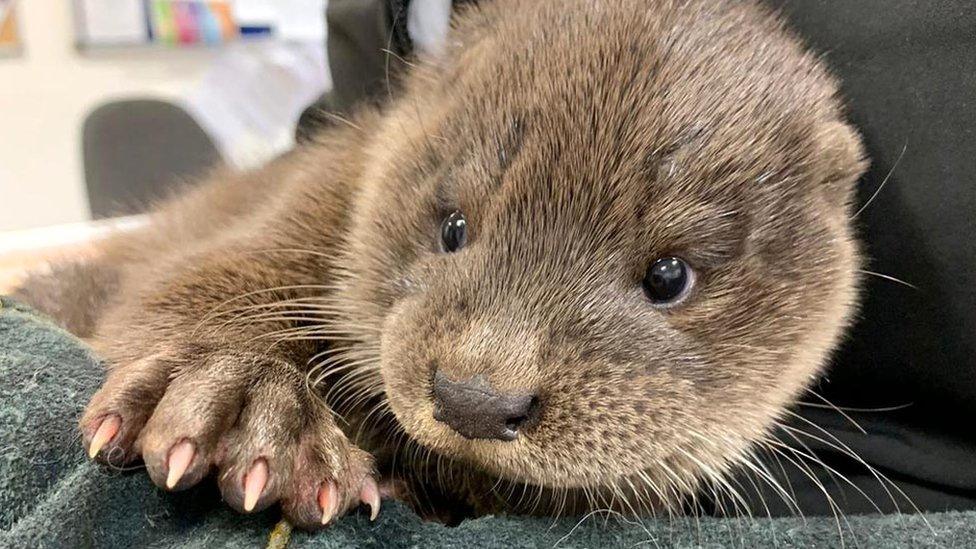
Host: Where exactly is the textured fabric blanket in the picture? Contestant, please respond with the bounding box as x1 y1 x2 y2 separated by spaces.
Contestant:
1 296 972 548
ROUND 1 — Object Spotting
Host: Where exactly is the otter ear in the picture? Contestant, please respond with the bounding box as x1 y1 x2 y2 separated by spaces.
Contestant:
814 120 870 212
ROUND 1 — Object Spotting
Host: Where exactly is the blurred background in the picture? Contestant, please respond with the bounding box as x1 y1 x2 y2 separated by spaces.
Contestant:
0 0 453 292
0 0 330 234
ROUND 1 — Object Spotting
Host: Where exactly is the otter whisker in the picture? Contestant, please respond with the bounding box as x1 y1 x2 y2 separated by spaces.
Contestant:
800 390 869 437
761 441 804 518
613 479 641 521
332 387 385 423
209 296 350 318
311 356 379 389
798 402 914 413
555 509 622 547
634 470 670 521
528 478 547 516
556 484 572 523
326 369 383 406
331 380 383 418
677 447 754 522
252 330 367 348
733 453 786 521
309 346 382 377
193 283 342 334
771 425 882 514
196 298 344 338
320 355 381 381
857 269 919 290
306 356 378 399
245 320 358 341
354 398 393 443
742 445 804 519
656 459 695 500
852 142 908 219
216 304 363 325
762 442 852 548
242 247 338 261
221 312 333 332
780 411 931 531
632 476 658 519
213 309 324 335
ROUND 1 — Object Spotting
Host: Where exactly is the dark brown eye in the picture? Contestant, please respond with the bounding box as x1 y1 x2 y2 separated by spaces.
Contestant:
440 211 468 253
643 257 693 305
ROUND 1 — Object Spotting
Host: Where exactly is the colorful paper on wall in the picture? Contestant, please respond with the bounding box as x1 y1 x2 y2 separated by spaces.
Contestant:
149 0 176 44
208 2 239 42
172 2 199 44
72 1 323 49
75 0 240 48
149 1 240 46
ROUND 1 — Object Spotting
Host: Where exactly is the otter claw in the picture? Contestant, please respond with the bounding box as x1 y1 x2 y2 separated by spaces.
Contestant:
318 480 339 525
360 478 381 521
243 458 269 512
88 415 121 459
165 440 195 489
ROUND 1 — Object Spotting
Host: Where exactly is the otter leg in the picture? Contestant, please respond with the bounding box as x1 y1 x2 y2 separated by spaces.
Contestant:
12 260 120 338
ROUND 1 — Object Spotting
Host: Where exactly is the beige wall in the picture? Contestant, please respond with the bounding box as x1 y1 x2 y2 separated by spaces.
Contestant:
0 1 219 231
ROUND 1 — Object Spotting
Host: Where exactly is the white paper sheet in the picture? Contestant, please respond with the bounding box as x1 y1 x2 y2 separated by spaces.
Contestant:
75 0 148 46
274 0 326 42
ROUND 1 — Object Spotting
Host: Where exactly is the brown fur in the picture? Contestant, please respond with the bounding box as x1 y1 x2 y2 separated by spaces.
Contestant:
15 0 866 528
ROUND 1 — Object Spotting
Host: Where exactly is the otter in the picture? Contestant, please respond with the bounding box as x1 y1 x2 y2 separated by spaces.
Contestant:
14 0 866 529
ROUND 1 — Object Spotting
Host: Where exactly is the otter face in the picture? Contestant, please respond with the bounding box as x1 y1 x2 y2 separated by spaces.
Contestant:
340 0 866 504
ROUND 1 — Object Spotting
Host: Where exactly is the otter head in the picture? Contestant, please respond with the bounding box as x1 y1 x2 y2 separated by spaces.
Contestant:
339 0 866 508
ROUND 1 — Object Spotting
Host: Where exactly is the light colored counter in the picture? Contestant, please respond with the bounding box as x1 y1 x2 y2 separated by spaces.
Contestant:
0 215 145 293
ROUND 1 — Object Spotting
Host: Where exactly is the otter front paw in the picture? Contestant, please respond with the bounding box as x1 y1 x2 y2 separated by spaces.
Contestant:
80 345 379 529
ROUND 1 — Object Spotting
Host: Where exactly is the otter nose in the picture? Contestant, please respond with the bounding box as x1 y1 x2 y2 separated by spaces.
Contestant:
432 371 538 441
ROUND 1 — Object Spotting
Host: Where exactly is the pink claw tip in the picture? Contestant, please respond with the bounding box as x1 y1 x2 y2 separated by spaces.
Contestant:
319 481 339 525
360 478 381 521
243 458 269 512
165 440 196 489
88 415 122 459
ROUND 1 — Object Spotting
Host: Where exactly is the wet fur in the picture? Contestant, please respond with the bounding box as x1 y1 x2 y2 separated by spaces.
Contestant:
16 0 866 526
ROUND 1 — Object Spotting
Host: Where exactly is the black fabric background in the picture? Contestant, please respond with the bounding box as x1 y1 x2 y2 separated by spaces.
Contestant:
770 0 976 441
310 0 976 515
759 0 976 515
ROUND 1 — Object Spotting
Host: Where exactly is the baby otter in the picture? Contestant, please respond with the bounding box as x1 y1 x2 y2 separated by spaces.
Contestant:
16 0 866 529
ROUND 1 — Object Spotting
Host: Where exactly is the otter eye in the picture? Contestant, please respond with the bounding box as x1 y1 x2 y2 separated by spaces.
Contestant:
440 211 468 253
643 257 693 305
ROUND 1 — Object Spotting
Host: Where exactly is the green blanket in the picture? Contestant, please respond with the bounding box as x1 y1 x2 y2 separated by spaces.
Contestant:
1 296 972 548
